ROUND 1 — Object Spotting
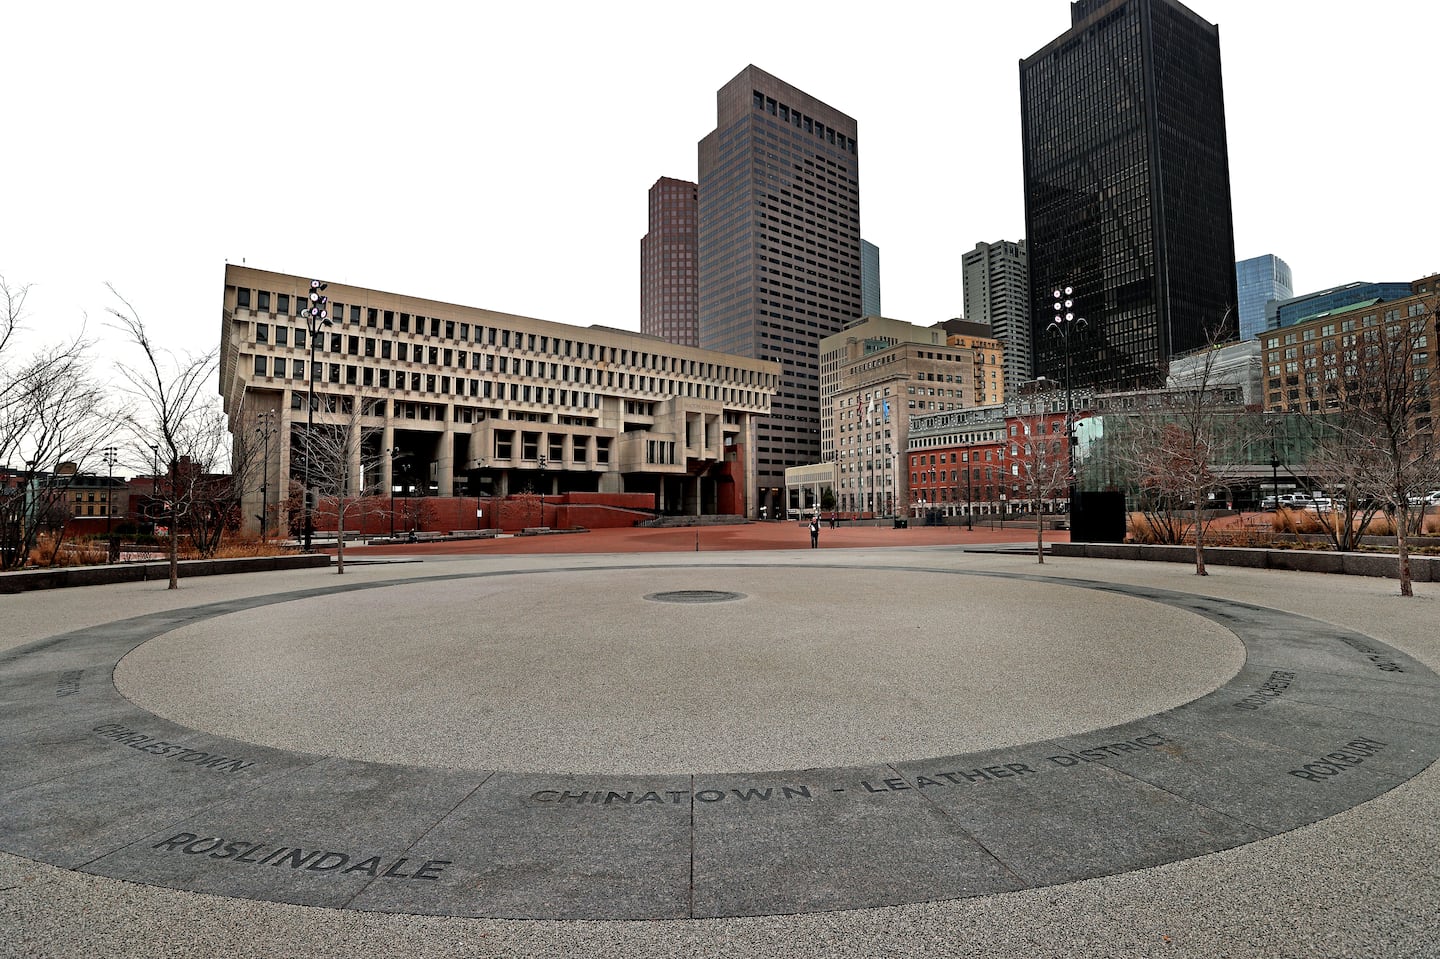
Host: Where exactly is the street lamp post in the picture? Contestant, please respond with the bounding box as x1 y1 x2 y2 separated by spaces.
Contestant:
101 446 118 551
256 411 275 540
1270 451 1281 509
388 447 407 539
966 460 974 531
1049 285 1088 513
536 454 547 528
301 280 331 552
472 458 487 530
148 443 159 536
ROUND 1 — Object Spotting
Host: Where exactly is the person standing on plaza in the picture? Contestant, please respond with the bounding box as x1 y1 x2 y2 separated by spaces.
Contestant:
809 516 820 548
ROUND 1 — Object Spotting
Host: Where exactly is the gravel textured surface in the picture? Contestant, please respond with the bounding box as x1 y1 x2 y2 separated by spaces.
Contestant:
2 545 1437 957
115 564 1239 774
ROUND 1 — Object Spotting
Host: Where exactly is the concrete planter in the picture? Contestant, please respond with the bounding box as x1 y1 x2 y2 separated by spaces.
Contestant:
0 554 330 594
1063 541 1434 582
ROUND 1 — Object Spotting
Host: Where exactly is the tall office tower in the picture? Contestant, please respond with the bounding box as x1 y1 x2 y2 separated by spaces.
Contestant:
1235 254 1293 341
962 239 1030 398
640 177 699 346
698 65 862 513
861 239 882 319
1020 0 1238 392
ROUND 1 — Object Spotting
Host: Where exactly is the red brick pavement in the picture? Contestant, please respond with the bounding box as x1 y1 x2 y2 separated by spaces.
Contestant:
340 521 1070 557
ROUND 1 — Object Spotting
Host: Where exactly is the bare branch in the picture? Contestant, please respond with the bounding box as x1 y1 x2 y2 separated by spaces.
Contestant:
107 286 220 587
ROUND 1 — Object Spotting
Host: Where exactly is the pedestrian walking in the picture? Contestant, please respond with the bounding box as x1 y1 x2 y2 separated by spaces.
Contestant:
809 517 820 548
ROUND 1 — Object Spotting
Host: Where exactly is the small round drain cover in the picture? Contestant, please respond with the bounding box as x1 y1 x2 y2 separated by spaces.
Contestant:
644 589 745 604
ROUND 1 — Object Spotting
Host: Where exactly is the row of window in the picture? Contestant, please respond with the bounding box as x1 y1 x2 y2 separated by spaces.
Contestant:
251 354 767 409
753 90 857 155
236 290 773 387
491 431 611 466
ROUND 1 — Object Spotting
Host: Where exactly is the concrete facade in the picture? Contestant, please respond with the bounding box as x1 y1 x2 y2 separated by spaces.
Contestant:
219 265 781 533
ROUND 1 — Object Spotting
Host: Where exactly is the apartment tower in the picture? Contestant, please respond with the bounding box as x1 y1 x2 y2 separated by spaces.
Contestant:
1020 0 1238 391
698 65 862 514
962 239 1030 398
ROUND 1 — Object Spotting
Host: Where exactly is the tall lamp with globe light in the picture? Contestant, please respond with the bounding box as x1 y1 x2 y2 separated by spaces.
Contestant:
300 280 331 552
1049 285 1087 512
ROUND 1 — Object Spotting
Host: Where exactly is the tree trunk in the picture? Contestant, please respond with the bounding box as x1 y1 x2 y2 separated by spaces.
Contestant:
167 513 179 590
1396 506 1413 598
336 502 346 575
1036 515 1044 564
1193 491 1208 576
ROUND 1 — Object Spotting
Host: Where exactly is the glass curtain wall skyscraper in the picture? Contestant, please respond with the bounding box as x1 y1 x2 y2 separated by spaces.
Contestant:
1235 254 1293 341
698 65 861 514
1021 0 1238 392
861 239 882 319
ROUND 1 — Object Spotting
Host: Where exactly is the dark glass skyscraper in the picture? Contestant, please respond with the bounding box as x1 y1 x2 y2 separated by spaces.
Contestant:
698 65 861 511
1021 0 1238 391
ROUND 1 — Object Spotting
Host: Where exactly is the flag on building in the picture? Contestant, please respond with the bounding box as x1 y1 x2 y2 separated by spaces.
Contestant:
883 398 890 421
866 395 875 424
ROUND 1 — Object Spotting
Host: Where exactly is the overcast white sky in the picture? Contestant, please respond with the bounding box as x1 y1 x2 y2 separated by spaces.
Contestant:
2 1 1435 369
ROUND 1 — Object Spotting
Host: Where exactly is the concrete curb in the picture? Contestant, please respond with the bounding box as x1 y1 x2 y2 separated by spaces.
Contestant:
1053 542 1434 581
0 554 332 594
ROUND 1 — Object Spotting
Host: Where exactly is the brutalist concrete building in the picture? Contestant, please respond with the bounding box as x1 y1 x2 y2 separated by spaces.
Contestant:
219 265 780 533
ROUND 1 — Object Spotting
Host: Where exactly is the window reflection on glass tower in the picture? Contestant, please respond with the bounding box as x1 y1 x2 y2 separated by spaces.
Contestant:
1021 0 1238 392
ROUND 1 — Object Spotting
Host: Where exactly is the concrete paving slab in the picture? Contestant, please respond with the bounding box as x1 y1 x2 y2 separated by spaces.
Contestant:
690 765 1024 917
368 770 694 919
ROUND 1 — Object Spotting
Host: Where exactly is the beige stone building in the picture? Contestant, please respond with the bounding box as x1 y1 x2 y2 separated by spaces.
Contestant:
944 323 1005 407
219 266 781 532
820 317 990 515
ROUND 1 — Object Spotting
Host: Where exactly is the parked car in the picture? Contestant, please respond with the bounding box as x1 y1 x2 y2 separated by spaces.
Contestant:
1260 494 1280 510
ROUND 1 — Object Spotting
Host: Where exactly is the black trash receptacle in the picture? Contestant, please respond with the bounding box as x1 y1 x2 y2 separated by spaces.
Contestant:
893 518 908 529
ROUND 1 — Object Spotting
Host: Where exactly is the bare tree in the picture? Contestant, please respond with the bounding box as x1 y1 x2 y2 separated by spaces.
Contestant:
1313 296 1440 596
1280 404 1382 552
1 276 112 569
109 287 220 589
292 400 384 574
1011 385 1072 564
175 405 247 558
1122 318 1242 575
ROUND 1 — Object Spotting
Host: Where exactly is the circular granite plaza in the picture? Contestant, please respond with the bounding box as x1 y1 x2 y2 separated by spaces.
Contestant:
1 546 1437 955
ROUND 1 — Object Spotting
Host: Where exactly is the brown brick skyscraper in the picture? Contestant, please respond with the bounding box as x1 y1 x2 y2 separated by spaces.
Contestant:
697 65 861 517
640 177 698 347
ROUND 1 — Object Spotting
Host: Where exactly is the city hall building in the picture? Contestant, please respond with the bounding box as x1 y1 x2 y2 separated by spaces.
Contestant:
219 265 780 533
